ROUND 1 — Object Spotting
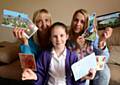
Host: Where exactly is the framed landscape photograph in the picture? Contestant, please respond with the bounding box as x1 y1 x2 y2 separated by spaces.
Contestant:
96 11 120 30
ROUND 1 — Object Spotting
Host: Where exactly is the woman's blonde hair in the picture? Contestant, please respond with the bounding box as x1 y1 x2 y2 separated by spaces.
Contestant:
32 9 52 25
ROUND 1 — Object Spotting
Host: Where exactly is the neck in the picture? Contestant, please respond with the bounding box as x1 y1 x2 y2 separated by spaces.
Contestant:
54 47 65 57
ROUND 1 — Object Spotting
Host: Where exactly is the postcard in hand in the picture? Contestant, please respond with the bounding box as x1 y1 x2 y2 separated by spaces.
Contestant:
96 55 105 70
1 9 38 39
19 53 36 71
83 13 96 41
71 53 97 81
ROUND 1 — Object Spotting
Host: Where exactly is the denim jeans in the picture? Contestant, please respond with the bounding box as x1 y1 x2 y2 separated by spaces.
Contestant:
90 64 110 85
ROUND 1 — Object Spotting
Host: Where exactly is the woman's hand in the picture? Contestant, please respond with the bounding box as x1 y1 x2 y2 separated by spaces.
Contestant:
13 27 28 45
76 36 85 48
101 27 113 41
22 68 37 80
99 27 113 49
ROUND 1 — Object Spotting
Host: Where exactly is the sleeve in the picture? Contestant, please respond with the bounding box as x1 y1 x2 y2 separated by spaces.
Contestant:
20 44 32 54
34 52 47 85
20 37 39 57
92 34 110 62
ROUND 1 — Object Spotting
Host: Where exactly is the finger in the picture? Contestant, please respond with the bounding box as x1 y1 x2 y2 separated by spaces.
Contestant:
13 27 19 38
18 29 24 38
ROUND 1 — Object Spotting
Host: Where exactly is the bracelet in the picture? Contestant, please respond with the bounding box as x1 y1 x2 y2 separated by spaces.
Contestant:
101 45 106 50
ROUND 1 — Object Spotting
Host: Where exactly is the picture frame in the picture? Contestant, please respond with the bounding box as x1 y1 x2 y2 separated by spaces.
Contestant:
96 11 120 30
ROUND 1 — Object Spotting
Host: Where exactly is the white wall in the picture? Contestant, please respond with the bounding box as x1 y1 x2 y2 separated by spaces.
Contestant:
0 0 120 42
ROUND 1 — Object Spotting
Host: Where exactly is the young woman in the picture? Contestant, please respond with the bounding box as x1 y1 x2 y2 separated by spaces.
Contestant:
21 22 95 85
67 9 112 85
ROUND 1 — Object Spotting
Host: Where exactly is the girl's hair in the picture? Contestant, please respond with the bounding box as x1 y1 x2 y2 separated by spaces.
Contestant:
49 22 69 36
32 9 52 25
69 9 89 36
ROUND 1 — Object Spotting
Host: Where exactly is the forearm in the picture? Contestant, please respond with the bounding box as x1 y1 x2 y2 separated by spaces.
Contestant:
20 44 33 54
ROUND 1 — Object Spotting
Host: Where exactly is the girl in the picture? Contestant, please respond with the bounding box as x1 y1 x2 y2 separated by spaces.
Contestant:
22 22 95 85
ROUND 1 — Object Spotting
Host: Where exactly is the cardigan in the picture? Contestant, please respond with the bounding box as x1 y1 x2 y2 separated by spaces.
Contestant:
34 48 86 85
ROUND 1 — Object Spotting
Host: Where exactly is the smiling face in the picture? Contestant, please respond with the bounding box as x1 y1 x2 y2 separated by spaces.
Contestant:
50 25 68 50
72 13 85 33
36 12 51 32
33 9 52 33
70 9 89 35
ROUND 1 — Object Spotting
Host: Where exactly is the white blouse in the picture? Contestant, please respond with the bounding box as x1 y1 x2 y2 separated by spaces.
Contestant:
48 48 66 85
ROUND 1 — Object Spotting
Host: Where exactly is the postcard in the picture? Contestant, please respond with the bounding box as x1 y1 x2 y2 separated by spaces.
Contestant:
1 9 38 39
96 55 105 70
19 53 36 71
83 13 96 41
71 53 97 81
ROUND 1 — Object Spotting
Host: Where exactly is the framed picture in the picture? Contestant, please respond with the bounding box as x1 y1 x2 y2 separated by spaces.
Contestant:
96 11 120 30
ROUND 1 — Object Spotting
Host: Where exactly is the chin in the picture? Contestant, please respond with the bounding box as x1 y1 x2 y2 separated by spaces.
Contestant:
74 30 80 34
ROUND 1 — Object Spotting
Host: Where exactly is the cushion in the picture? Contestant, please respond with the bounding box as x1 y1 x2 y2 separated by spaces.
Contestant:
108 64 120 85
108 46 120 65
0 41 19 64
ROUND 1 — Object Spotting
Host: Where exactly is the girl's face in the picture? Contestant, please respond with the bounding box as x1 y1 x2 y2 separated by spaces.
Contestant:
36 13 51 32
72 13 85 33
51 26 68 49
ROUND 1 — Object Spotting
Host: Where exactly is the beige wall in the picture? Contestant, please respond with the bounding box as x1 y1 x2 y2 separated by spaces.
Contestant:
0 0 120 42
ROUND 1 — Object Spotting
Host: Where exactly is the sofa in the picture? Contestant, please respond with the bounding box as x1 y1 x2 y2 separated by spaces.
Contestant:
0 28 120 85
0 41 22 80
98 27 120 85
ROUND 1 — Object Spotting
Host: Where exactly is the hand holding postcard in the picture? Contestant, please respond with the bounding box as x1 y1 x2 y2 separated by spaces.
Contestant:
19 53 36 71
1 9 38 39
71 53 97 81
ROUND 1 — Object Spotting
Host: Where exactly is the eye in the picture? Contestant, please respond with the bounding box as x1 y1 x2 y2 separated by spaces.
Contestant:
74 18 79 22
45 19 49 22
36 19 42 24
80 20 85 24
60 34 64 37
52 35 57 38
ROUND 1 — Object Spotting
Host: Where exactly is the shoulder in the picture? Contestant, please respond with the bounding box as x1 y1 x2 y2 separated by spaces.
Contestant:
38 49 51 58
66 48 78 61
37 50 52 66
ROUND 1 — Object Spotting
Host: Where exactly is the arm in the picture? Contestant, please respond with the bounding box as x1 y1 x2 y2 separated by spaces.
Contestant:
20 37 39 55
92 34 110 62
22 51 48 85
13 27 39 56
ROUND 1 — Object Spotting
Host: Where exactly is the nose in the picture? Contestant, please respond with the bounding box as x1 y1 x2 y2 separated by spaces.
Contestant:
42 21 47 29
56 36 61 42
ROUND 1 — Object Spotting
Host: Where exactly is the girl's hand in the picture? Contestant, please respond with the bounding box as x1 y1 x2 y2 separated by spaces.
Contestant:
13 27 28 45
22 68 37 80
81 68 96 80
